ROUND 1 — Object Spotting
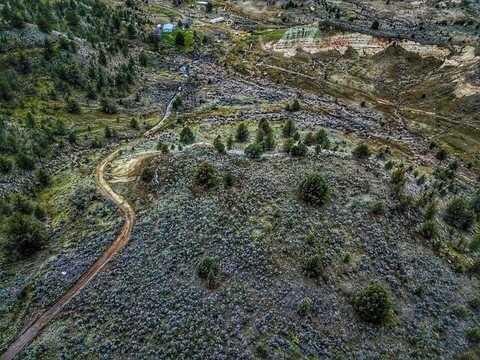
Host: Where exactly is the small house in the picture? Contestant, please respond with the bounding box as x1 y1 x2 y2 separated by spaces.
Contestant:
153 23 176 36
209 17 225 24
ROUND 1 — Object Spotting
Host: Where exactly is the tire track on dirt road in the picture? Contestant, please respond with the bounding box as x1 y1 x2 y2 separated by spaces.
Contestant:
2 88 180 359
2 150 135 360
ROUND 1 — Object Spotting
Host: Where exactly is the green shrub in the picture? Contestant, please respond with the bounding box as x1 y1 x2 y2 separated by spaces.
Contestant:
180 126 195 145
223 173 235 188
197 256 219 289
130 118 139 130
66 98 81 114
10 194 34 215
470 228 480 253
100 98 118 114
391 166 406 190
256 121 275 151
471 191 480 217
258 119 272 136
16 153 35 171
213 135 226 154
141 167 155 183
245 143 263 159
282 138 295 153
285 99 300 112
352 143 370 159
315 129 330 149
444 198 474 230
419 221 438 239
466 327 480 343
290 141 307 157
297 297 313 316
469 296 480 310
198 256 219 278
436 148 448 161
304 131 316 146
299 173 329 206
261 131 275 151
156 142 169 154
303 254 325 278
226 135 233 150
104 126 112 139
0 156 13 174
235 122 249 143
35 169 50 187
175 32 185 47
451 304 470 319
369 201 384 216
282 119 296 138
3 214 47 258
194 161 218 189
352 283 393 324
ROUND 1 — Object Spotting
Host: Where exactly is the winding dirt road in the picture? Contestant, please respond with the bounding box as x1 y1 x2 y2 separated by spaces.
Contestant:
1 151 135 360
2 87 181 359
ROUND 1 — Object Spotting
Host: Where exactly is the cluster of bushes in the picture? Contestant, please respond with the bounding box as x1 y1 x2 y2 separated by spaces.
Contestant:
0 0 143 45
0 114 71 173
230 119 332 159
0 189 49 260
192 161 236 191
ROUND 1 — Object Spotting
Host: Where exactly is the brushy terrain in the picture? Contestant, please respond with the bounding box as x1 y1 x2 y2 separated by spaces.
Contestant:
18 145 480 358
1 0 480 358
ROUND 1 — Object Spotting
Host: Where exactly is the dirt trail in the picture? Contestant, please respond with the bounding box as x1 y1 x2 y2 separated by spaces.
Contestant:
144 88 181 138
2 86 180 359
1 151 135 360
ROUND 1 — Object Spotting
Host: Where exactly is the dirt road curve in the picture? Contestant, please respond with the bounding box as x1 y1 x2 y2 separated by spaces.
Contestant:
1 150 136 360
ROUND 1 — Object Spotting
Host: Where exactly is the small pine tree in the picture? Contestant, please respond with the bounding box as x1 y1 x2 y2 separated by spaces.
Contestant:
299 173 329 206
353 283 392 324
214 135 226 154
35 169 50 187
226 135 234 150
104 126 112 139
194 161 218 189
0 156 13 174
290 141 307 157
175 32 185 47
130 118 139 130
282 119 296 138
223 173 235 188
245 143 263 159
444 198 474 230
263 131 275 151
156 142 169 154
315 129 330 149
180 126 195 144
304 131 316 146
235 123 249 143
66 98 81 114
352 143 370 159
